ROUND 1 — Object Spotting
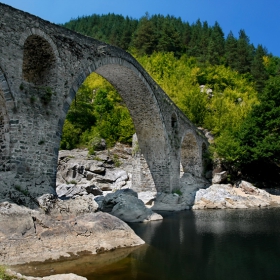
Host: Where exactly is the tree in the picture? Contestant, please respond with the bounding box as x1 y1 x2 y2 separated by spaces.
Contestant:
238 76 280 165
251 45 268 92
225 31 238 70
60 120 82 150
66 84 96 132
182 22 192 52
196 21 210 63
132 13 156 55
93 89 114 121
208 22 225 65
263 55 280 77
187 19 203 57
235 29 253 74
157 20 182 56
183 87 208 126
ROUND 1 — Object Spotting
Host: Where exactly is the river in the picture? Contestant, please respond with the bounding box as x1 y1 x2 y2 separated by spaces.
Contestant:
13 208 280 280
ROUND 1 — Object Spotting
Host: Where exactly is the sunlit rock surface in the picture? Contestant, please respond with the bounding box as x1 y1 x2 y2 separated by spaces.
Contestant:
193 181 280 209
0 201 144 265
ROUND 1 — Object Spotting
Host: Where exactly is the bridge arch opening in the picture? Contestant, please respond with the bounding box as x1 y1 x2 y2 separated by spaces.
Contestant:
60 72 135 150
180 132 201 177
22 35 56 86
59 59 170 192
94 63 168 161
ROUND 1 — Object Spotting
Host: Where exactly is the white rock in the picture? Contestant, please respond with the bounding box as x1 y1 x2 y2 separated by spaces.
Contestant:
138 191 156 205
212 171 228 184
193 182 273 210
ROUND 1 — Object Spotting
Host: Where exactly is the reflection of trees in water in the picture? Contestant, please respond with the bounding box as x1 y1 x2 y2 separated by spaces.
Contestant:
130 209 280 280
130 211 199 279
192 209 280 280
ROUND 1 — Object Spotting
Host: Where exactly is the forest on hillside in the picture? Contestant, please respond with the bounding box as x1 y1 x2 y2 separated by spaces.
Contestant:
62 13 280 186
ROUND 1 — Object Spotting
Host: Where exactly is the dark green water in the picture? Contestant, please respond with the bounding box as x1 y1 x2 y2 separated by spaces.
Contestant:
13 209 280 280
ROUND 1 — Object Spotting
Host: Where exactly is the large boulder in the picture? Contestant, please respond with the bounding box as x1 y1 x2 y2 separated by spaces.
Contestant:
100 189 138 213
192 181 277 209
111 195 162 223
212 171 228 184
138 191 156 206
237 180 265 195
101 189 162 222
0 201 144 265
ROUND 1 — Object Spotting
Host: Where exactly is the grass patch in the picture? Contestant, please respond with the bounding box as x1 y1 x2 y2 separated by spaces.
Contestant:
93 156 103 161
14 185 29 196
113 154 121 167
172 189 183 196
0 265 24 280
67 180 77 185
40 86 56 104
30 96 36 103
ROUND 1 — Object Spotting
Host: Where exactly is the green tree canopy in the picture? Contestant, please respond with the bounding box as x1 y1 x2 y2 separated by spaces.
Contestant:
238 76 280 165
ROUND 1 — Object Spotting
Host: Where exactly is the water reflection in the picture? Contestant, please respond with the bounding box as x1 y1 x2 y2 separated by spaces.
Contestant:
193 208 280 234
11 246 143 278
130 209 280 280
12 209 280 280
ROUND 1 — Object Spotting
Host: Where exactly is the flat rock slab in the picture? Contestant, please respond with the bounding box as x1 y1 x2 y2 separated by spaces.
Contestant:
0 202 144 265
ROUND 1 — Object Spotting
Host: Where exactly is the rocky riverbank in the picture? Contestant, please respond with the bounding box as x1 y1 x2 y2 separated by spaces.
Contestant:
0 143 160 267
52 142 280 212
1 142 280 277
0 199 144 266
55 144 280 212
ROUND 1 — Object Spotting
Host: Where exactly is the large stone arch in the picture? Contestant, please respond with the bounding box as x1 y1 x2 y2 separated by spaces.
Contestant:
58 57 171 192
0 3 209 204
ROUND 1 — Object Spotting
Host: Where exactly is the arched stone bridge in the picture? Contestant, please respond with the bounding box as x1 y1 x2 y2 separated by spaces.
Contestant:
0 3 208 204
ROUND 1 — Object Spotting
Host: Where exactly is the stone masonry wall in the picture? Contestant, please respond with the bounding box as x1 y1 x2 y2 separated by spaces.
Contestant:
131 134 156 193
0 89 9 171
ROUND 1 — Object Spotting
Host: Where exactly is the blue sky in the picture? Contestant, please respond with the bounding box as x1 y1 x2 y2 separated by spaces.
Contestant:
1 0 280 57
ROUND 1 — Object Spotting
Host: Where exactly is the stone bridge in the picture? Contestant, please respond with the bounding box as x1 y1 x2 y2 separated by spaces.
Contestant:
0 3 208 206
